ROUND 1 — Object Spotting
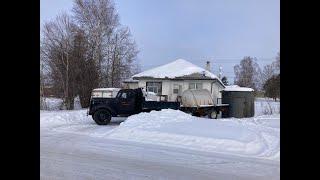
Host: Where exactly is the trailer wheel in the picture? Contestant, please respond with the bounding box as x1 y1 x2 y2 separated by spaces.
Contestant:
209 110 218 119
93 109 111 125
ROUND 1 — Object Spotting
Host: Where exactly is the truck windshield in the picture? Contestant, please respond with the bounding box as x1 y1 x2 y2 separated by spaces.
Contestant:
121 92 127 98
116 91 133 99
116 92 122 98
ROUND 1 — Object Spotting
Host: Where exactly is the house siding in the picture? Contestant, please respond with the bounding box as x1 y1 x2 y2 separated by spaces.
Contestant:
133 79 223 103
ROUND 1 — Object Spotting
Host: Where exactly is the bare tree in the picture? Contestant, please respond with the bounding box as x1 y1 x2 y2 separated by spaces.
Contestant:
72 28 100 108
41 13 78 110
107 27 139 87
40 61 47 110
234 56 261 90
274 51 280 73
72 0 119 86
73 0 138 89
261 64 276 84
261 51 280 87
40 0 139 109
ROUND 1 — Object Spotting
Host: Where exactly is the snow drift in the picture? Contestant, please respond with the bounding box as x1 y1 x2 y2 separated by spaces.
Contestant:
108 109 280 161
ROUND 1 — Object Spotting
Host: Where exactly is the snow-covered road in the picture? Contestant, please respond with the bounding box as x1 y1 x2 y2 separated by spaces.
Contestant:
41 130 279 180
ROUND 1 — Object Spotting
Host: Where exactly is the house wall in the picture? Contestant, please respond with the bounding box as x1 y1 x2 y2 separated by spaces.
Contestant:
136 79 224 103
128 83 139 89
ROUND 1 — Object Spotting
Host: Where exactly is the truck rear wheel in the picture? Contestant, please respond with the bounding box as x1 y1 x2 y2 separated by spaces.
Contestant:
93 109 111 125
209 110 218 119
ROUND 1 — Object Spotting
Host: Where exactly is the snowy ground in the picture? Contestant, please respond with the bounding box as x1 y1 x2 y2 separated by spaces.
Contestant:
255 98 280 116
41 97 280 179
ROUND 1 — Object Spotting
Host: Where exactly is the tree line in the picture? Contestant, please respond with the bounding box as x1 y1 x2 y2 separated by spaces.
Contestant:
221 52 280 101
40 0 140 110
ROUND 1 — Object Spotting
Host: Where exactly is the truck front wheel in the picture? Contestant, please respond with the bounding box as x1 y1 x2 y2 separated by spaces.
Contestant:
93 109 111 125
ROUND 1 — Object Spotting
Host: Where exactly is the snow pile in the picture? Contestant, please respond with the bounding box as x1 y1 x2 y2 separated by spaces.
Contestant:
223 85 254 92
133 59 220 80
108 109 279 161
40 110 92 129
42 97 82 110
44 98 63 110
73 96 82 110
40 110 123 136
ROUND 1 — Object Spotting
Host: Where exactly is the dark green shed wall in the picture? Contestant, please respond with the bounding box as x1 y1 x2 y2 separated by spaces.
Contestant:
221 91 254 118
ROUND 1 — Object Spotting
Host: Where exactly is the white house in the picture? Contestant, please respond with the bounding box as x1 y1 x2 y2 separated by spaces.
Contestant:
122 59 225 103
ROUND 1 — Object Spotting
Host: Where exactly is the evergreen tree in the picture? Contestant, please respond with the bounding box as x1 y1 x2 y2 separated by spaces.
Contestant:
263 74 280 101
221 76 229 86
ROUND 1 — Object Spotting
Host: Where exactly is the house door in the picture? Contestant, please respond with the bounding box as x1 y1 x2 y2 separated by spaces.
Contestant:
172 84 182 101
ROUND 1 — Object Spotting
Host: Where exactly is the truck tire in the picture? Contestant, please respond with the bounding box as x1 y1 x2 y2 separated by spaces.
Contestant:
93 109 111 125
209 110 218 119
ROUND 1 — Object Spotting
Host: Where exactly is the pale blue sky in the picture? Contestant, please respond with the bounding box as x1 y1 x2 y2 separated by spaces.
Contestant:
40 0 280 82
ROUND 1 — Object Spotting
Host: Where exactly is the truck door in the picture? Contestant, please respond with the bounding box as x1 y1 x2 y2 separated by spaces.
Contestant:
117 90 136 114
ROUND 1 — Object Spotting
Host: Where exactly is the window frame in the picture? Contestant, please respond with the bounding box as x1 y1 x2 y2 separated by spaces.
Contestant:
146 82 162 95
189 82 203 90
173 84 180 94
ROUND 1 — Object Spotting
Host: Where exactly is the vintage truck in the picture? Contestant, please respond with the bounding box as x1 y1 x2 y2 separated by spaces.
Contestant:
88 88 180 125
88 88 229 125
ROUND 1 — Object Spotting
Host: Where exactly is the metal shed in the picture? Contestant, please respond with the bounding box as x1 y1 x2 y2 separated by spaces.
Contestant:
221 85 254 118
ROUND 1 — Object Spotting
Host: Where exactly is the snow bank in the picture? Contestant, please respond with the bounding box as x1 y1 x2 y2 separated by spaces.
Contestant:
108 109 279 161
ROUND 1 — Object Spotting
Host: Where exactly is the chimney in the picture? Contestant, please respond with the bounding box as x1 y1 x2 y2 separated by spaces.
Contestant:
205 61 211 72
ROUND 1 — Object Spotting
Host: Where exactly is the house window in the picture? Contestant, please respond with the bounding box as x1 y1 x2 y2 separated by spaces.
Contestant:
189 83 203 90
146 82 162 94
173 84 181 94
173 84 179 94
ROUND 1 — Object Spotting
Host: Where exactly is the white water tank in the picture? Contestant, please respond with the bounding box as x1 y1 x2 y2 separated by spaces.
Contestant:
181 89 214 107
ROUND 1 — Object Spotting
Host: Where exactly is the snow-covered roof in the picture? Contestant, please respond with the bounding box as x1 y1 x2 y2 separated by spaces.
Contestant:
222 85 254 92
133 59 220 80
